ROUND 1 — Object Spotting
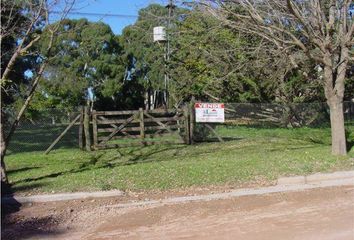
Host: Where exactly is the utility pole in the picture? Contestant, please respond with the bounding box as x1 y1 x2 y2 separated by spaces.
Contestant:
164 0 175 108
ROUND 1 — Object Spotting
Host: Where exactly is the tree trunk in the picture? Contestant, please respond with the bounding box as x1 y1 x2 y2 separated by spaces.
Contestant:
322 44 348 156
0 64 47 184
328 99 347 156
1 111 8 183
1 149 8 184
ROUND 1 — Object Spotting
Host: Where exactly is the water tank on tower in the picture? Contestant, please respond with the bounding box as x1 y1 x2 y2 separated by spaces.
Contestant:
153 26 166 42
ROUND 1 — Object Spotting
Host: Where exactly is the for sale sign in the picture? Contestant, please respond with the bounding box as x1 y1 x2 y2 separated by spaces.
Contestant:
195 103 225 123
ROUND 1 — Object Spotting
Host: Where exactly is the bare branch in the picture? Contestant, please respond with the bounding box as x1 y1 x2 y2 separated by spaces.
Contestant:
1 0 76 158
1 0 45 81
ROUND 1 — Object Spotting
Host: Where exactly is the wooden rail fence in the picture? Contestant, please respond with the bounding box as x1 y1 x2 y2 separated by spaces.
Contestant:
45 106 192 153
92 107 191 150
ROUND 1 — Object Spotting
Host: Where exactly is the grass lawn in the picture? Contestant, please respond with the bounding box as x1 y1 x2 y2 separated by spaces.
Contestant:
5 125 354 195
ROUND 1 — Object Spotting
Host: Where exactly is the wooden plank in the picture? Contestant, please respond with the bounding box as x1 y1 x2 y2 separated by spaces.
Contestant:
78 107 84 149
143 112 186 143
84 106 91 151
98 127 139 133
98 116 135 139
93 110 139 116
99 113 137 145
145 108 183 114
96 116 184 125
45 114 81 154
92 110 98 148
93 108 183 116
98 135 139 141
97 132 175 142
96 140 185 149
147 131 177 138
189 98 195 144
97 124 185 133
145 124 185 131
98 116 119 127
144 112 174 134
97 119 139 124
154 114 185 135
121 130 133 138
139 108 145 139
145 116 184 122
183 105 191 144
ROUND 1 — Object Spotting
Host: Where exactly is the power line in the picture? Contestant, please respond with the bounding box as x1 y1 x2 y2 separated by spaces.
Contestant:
50 11 138 19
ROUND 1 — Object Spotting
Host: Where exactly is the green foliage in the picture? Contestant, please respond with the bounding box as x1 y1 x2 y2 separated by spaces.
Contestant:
4 2 350 115
120 4 175 91
118 4 267 105
280 67 325 103
1 1 40 106
169 9 264 103
37 19 125 110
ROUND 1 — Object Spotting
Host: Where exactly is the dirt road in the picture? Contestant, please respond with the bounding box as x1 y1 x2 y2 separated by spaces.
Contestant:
3 185 354 240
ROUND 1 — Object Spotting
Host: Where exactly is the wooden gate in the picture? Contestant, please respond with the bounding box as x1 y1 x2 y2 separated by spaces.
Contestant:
92 108 190 149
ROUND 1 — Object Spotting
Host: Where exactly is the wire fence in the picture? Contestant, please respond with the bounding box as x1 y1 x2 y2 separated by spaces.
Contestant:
193 101 354 142
5 101 354 154
5 109 81 154
223 102 353 127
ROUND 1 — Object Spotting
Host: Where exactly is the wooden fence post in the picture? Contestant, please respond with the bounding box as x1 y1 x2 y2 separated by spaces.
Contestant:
92 110 98 149
78 106 84 150
84 105 91 151
183 105 191 144
139 108 145 140
189 98 195 144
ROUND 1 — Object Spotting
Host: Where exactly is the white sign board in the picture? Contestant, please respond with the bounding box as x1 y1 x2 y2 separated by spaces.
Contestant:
195 103 225 123
153 26 166 42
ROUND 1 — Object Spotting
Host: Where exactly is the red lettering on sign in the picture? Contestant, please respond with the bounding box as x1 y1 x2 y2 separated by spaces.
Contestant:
195 103 224 108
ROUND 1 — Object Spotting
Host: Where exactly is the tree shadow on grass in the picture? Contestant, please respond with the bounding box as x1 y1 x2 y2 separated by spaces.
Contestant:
9 135 337 195
268 145 322 152
7 167 41 175
10 145 188 186
2 215 66 240
9 183 47 194
10 136 326 189
10 154 105 185
347 140 354 152
106 144 188 166
194 137 243 143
